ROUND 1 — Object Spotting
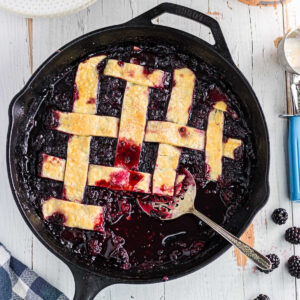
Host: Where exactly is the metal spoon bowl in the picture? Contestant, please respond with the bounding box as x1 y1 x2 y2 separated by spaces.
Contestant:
278 27 300 75
278 26 300 117
138 169 271 271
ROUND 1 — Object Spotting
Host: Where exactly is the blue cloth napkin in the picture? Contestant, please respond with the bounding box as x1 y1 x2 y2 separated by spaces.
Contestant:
0 243 68 300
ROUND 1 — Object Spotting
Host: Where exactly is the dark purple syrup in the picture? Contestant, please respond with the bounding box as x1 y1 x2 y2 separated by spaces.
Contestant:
17 42 255 272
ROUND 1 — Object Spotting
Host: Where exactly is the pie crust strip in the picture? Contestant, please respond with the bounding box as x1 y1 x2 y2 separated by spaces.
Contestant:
145 121 205 150
166 68 196 125
103 59 166 88
63 135 91 202
205 106 225 181
152 68 196 195
39 137 242 183
152 144 181 196
214 101 227 112
88 165 151 193
40 153 66 181
53 111 119 137
73 55 106 115
115 82 149 170
223 138 242 159
42 198 104 231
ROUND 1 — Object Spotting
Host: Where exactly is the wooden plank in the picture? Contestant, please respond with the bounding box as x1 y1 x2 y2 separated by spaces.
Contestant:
0 11 33 272
235 2 294 300
283 1 300 299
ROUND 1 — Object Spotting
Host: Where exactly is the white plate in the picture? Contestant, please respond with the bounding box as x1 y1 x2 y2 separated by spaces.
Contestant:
0 0 97 17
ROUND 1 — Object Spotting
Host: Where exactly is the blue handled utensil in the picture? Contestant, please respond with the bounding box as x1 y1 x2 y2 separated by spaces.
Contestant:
289 114 300 201
278 26 300 201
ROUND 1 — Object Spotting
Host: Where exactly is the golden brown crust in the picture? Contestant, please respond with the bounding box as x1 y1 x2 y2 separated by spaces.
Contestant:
63 136 91 202
54 111 119 137
88 165 151 193
40 154 66 181
152 144 181 196
152 68 196 195
73 55 106 114
118 83 149 145
42 198 103 231
223 138 242 159
145 121 205 150
166 68 196 125
213 101 227 112
104 59 166 88
39 156 152 194
115 82 149 169
205 108 225 181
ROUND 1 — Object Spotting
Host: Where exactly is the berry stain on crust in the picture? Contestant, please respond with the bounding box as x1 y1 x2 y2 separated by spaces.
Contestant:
117 60 124 67
143 66 154 76
95 169 144 192
19 42 255 271
94 213 105 232
86 97 96 104
178 126 188 137
127 70 135 78
73 83 79 101
115 138 141 170
159 184 174 194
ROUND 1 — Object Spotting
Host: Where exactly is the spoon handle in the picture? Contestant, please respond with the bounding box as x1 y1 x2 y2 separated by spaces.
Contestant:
192 209 271 271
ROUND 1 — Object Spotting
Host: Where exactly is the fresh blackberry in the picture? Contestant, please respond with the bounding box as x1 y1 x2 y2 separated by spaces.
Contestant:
285 227 300 244
271 208 288 225
257 253 280 273
254 295 270 300
288 255 300 278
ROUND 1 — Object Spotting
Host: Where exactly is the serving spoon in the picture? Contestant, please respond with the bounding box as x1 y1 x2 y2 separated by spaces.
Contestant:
138 169 271 271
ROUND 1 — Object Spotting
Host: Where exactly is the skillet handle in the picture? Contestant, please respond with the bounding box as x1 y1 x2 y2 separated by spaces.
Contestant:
125 2 233 64
68 263 115 300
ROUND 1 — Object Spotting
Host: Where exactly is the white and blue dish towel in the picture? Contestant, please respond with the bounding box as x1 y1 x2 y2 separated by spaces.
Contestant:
0 243 68 300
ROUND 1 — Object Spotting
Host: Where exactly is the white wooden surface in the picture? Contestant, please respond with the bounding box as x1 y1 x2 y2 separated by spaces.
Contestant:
0 0 300 299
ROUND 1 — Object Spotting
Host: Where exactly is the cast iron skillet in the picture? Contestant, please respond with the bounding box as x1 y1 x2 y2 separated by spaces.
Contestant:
7 3 270 299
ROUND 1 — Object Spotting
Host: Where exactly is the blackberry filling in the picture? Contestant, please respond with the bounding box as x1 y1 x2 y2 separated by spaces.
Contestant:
18 42 255 271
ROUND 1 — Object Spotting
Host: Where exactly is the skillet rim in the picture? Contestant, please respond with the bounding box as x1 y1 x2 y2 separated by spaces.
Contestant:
6 22 270 284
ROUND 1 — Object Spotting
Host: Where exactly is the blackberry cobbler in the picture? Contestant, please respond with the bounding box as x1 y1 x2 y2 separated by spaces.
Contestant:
18 43 255 271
